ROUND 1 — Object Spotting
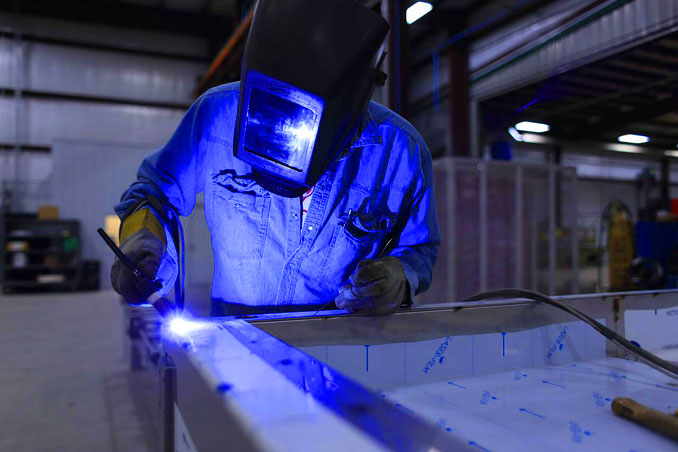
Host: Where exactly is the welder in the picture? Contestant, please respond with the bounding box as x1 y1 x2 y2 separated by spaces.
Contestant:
111 0 440 317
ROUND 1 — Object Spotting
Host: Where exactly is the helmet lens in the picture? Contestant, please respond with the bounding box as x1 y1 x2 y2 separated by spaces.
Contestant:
244 88 318 171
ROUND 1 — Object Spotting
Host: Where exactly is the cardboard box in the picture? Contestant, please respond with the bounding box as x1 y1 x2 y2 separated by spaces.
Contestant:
38 205 59 219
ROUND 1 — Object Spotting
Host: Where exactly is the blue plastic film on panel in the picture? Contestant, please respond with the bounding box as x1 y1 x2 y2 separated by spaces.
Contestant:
244 87 319 171
220 320 470 452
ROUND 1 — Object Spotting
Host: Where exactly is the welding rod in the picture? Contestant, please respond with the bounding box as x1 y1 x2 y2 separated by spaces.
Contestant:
97 228 173 318
612 397 678 441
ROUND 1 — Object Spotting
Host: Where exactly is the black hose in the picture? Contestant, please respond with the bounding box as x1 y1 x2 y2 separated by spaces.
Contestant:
461 288 678 381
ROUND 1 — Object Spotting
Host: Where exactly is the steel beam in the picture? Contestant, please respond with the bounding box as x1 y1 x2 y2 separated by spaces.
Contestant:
448 41 471 156
0 0 233 39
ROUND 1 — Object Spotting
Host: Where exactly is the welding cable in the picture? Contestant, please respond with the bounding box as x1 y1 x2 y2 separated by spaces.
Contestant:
461 288 678 382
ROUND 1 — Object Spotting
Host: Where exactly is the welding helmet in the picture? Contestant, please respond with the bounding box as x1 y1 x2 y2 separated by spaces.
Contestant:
233 0 390 197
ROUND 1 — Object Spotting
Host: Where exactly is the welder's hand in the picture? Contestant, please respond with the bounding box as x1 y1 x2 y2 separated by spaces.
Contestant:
334 256 409 316
111 230 164 304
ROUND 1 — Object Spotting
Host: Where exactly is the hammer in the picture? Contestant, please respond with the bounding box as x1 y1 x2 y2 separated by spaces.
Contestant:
612 397 678 441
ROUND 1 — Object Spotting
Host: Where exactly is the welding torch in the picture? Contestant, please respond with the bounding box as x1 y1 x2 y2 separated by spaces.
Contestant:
97 228 174 319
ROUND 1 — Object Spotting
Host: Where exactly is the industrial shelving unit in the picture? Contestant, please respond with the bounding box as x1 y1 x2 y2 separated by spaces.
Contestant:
1 213 81 294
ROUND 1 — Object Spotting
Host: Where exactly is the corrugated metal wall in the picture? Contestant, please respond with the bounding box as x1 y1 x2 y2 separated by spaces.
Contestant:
410 0 678 155
0 13 212 294
0 14 207 210
472 0 678 101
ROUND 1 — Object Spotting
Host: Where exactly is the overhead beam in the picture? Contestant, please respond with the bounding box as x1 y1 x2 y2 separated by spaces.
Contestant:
0 30 209 62
202 0 215 14
385 0 409 117
550 91 678 139
0 0 233 38
448 40 470 156
195 8 254 96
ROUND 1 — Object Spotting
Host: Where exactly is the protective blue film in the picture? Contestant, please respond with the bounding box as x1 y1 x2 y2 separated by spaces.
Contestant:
244 88 318 171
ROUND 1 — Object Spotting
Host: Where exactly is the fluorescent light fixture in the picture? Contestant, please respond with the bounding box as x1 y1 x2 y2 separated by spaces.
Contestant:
508 127 523 142
617 134 649 144
604 143 644 154
406 1 432 24
522 133 550 144
665 150 678 158
515 121 550 133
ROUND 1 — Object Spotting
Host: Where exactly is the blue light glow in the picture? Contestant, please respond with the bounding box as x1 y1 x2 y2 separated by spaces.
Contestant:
168 317 206 336
244 88 318 171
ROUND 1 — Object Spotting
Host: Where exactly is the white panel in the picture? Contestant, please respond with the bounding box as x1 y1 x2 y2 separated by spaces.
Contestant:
561 152 659 181
51 140 213 292
51 141 150 289
0 36 16 88
24 98 184 146
19 42 205 103
0 96 17 144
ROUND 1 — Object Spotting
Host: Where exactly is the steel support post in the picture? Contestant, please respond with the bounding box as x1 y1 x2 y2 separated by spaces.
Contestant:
448 41 470 156
159 354 176 452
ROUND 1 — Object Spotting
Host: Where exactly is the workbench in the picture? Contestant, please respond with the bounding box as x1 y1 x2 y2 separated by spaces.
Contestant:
158 290 678 451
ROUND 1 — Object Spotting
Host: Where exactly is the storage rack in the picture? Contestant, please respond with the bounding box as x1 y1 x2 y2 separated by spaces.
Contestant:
1 213 81 294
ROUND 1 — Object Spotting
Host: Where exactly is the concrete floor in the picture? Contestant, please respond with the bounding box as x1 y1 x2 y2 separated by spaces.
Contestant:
0 289 152 452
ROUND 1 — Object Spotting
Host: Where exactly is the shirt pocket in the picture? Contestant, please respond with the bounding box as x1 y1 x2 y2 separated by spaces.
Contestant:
210 171 271 260
317 209 396 287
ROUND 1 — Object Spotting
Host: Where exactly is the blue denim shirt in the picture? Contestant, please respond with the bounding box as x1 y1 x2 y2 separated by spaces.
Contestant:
116 82 440 308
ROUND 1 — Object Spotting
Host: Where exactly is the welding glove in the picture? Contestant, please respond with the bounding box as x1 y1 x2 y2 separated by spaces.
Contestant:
334 256 409 316
111 208 167 304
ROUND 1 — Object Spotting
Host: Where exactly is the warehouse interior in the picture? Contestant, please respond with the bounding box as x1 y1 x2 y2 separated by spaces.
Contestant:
1 1 677 451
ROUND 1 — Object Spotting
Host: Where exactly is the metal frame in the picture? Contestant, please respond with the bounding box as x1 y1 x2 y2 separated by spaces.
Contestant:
514 165 523 288
548 166 556 294
250 290 678 355
162 289 678 451
479 161 488 292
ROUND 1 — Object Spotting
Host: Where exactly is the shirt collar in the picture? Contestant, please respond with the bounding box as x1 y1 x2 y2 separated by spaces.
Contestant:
335 109 382 161
351 108 382 148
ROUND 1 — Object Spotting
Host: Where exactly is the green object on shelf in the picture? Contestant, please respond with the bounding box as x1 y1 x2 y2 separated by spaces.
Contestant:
63 236 79 252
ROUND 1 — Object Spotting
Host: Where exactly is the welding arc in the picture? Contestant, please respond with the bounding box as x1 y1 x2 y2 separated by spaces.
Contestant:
461 288 678 382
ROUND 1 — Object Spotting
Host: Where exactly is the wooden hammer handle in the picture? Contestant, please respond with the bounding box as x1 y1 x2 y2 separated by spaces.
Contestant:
612 397 678 441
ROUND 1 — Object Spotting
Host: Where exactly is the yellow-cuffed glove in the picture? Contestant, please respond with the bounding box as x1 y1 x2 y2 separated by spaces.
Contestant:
111 209 166 304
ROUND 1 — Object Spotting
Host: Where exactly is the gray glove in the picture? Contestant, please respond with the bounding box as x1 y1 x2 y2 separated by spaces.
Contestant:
111 230 164 304
334 256 409 316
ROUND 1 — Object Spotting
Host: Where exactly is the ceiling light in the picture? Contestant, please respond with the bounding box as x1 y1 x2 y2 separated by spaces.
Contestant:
617 134 649 144
406 2 433 24
508 127 523 142
604 143 644 154
515 121 550 133
521 133 550 144
665 150 678 158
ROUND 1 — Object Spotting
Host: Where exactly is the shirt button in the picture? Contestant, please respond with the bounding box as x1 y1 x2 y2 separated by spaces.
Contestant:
307 226 313 231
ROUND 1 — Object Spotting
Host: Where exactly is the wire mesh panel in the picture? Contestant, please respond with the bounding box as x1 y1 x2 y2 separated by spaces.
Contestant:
453 160 481 300
418 158 578 304
522 166 550 294
423 159 454 303
487 163 517 291
556 168 578 294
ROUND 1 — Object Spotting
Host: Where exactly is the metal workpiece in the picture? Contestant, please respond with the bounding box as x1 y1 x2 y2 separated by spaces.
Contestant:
163 317 471 452
249 290 678 349
162 290 678 451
